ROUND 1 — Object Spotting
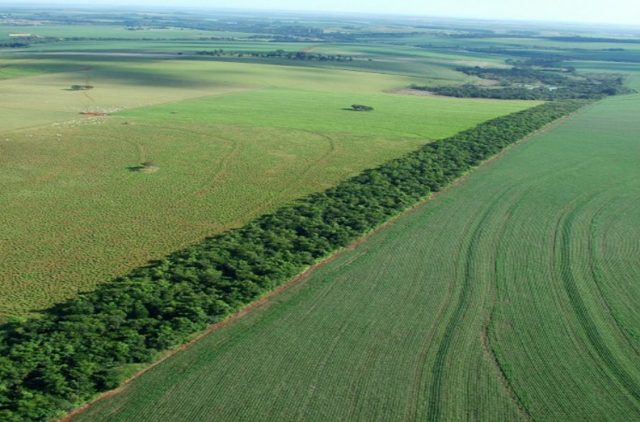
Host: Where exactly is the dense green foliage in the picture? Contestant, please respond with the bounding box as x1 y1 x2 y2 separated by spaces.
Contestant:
349 104 374 111
196 49 355 62
69 85 94 91
0 100 583 421
417 83 622 100
461 66 575 85
544 36 640 44
413 66 631 100
0 41 30 48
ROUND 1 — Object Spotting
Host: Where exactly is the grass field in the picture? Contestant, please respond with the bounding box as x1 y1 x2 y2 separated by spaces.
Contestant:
0 54 536 316
75 93 640 421
120 88 528 139
0 57 417 132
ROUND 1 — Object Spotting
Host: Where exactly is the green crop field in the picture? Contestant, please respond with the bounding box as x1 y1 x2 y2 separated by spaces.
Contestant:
3 8 640 421
76 93 640 421
0 53 535 316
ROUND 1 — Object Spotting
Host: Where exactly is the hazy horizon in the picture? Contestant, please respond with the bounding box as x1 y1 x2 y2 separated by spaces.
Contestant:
3 0 640 27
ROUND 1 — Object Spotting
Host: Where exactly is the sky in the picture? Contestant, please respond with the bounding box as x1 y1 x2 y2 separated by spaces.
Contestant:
5 0 640 27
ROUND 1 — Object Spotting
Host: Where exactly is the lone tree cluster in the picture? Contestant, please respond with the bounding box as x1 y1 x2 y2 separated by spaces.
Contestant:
70 84 94 91
350 104 374 112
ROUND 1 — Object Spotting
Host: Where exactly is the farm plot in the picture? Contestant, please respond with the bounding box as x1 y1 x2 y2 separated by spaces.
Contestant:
76 93 640 421
0 56 427 133
0 56 534 316
0 59 238 132
119 87 534 139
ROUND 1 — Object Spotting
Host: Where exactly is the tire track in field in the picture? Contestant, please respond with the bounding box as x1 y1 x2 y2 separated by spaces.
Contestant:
150 124 242 199
147 123 241 202
231 129 337 220
482 162 591 420
122 123 241 200
589 204 640 357
425 188 511 422
276 130 336 196
555 197 640 408
122 137 148 164
588 200 640 358
191 135 241 197
403 188 487 422
482 186 533 421
292 249 389 422
268 129 336 194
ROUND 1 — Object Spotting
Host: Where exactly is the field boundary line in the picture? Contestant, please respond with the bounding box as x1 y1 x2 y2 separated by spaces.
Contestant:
60 104 581 422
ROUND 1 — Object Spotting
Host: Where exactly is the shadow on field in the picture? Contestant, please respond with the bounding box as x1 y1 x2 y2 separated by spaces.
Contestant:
127 162 160 173
95 67 210 88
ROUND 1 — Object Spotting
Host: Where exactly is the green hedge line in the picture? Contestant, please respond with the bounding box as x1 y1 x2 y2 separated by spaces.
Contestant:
412 83 624 100
0 100 586 421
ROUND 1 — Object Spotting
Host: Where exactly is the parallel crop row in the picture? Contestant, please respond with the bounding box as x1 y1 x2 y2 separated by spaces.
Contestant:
0 100 586 421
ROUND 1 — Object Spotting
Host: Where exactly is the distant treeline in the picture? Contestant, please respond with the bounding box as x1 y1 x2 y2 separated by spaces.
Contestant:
196 49 354 62
412 66 631 100
0 100 586 421
505 57 567 68
0 36 62 49
419 44 640 64
418 44 569 62
459 66 572 84
444 32 529 39
442 33 640 44
60 36 237 42
545 36 640 44
16 12 328 40
0 42 30 48
494 46 640 63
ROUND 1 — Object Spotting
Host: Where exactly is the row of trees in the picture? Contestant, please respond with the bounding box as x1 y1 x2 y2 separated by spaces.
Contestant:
414 84 625 100
196 49 355 62
349 104 374 111
458 66 573 85
0 100 587 421
0 42 30 48
545 36 640 44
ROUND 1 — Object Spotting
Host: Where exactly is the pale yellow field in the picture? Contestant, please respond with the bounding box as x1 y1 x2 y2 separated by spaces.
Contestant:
0 57 538 316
